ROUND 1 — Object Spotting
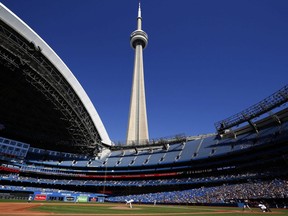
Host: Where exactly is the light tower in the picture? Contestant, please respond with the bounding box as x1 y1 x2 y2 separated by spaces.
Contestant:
126 2 149 145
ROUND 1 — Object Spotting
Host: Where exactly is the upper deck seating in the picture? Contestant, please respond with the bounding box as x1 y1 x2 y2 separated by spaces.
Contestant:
131 153 149 166
194 136 217 159
179 139 202 161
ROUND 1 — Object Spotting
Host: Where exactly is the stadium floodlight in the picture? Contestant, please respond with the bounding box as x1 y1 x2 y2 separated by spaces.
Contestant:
215 85 288 133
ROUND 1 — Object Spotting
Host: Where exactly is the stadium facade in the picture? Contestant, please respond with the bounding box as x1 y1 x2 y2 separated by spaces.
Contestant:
0 2 288 207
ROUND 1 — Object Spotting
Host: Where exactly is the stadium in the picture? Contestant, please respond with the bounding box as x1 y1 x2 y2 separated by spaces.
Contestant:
0 1 288 215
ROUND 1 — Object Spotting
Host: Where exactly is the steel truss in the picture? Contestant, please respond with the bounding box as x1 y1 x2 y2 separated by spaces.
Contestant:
0 20 103 155
215 85 288 133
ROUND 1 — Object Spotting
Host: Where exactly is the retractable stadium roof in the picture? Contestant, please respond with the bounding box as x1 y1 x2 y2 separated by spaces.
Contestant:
0 3 111 155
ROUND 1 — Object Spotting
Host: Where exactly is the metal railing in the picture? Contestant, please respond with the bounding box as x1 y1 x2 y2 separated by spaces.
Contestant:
215 85 288 132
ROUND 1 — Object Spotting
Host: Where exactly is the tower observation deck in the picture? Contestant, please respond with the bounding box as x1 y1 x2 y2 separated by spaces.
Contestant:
126 3 149 145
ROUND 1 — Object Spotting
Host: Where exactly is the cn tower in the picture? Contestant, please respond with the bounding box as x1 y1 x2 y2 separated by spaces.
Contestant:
126 2 149 145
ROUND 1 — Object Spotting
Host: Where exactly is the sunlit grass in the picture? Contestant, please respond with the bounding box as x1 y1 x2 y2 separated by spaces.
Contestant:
30 203 288 215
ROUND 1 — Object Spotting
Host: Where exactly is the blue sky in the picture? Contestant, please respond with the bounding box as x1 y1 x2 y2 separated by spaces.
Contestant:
2 0 288 143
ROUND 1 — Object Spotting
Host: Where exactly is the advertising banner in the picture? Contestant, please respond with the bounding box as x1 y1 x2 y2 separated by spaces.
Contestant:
34 194 47 201
89 197 97 202
76 196 88 202
65 196 76 202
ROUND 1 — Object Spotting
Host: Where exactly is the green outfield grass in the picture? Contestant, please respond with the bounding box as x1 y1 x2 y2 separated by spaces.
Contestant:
30 203 288 216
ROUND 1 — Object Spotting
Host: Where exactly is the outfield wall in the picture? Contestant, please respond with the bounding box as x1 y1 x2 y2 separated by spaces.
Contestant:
0 191 105 203
32 191 105 203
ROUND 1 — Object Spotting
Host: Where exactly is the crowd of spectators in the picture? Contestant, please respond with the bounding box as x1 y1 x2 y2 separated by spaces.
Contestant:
1 173 288 207
0 173 257 187
0 184 73 194
207 179 288 202
107 179 288 205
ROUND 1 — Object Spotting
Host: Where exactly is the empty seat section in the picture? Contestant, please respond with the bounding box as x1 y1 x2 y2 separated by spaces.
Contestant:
162 150 181 163
104 150 124 167
146 152 163 165
196 136 217 159
74 160 87 167
88 160 102 167
105 157 120 167
59 160 73 166
180 139 202 161
132 154 149 166
215 137 237 155
118 156 135 167
232 132 257 151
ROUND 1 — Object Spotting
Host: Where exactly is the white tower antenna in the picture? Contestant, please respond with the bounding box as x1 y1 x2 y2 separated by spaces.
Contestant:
126 2 149 145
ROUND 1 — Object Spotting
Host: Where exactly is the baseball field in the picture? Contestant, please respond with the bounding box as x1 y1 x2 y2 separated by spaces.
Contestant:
0 201 287 216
